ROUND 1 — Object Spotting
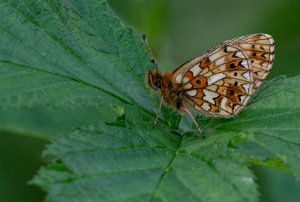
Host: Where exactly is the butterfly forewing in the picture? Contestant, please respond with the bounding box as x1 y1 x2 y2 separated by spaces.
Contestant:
172 33 275 117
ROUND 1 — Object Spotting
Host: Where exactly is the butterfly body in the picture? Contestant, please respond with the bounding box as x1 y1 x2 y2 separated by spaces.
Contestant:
145 33 275 133
147 70 185 110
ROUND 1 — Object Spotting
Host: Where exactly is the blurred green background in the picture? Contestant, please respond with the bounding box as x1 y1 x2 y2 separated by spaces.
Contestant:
1 0 300 201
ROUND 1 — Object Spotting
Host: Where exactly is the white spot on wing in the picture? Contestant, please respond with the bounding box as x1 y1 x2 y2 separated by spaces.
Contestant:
201 102 211 111
242 83 250 92
270 45 274 54
208 73 226 85
182 77 189 84
226 46 238 52
243 72 250 80
241 60 248 68
265 34 272 38
186 89 197 96
190 65 201 76
203 89 219 105
235 51 245 59
220 97 228 110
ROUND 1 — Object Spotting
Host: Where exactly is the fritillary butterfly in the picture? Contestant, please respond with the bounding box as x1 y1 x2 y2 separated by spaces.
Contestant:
144 33 275 135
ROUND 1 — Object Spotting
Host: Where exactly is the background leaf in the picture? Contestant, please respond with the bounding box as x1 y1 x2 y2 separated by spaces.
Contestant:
0 0 154 139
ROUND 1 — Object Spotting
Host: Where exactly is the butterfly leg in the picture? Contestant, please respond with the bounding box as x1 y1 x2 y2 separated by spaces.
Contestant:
153 96 164 128
180 107 203 136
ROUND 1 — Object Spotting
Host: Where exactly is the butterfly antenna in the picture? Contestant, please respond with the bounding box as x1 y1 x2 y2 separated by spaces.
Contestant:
143 34 158 71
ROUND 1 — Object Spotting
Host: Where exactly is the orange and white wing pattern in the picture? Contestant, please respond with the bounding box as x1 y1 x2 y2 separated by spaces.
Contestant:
172 33 275 117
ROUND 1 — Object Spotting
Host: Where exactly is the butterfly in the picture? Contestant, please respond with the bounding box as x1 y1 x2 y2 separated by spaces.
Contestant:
144 33 275 135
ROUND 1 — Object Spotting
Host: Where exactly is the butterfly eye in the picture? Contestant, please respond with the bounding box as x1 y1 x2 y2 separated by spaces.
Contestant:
154 76 162 89
146 71 162 91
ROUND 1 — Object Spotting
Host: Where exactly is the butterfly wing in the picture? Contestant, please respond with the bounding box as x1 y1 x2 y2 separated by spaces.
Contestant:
172 33 275 117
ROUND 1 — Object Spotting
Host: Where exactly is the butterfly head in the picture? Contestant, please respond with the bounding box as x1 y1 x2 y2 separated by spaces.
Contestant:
146 70 163 91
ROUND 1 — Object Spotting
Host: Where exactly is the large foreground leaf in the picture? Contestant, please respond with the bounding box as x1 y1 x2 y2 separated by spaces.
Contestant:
33 75 300 202
0 0 153 139
0 0 299 201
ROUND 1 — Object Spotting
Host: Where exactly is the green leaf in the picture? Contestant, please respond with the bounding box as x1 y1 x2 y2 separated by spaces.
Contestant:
33 118 259 202
1 0 300 202
0 0 153 139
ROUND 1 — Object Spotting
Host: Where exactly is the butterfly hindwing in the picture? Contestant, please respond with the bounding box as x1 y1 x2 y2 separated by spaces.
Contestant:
235 34 275 88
